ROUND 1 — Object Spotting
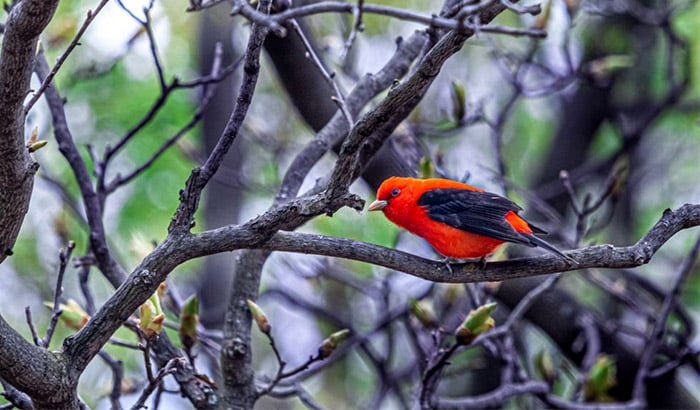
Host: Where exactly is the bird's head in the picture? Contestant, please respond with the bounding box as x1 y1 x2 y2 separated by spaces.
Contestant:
367 176 413 213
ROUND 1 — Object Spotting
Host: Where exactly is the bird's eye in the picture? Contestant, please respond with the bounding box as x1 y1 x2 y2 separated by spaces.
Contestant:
391 188 400 197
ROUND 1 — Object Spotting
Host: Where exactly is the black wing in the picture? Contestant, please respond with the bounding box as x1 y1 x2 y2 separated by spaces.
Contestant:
417 188 534 246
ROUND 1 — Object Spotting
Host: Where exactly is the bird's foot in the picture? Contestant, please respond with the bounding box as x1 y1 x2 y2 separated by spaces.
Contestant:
440 256 487 273
441 257 454 274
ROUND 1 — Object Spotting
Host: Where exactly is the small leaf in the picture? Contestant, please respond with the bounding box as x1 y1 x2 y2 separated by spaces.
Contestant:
139 299 164 338
44 299 90 330
584 355 617 402
28 126 39 144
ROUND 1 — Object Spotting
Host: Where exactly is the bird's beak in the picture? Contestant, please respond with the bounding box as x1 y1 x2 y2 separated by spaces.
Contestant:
367 199 388 212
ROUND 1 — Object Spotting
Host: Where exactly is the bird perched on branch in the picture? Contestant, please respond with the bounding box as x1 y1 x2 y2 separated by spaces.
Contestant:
367 176 575 263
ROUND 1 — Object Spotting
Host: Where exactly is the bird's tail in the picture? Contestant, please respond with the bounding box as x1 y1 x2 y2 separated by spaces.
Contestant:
524 234 578 265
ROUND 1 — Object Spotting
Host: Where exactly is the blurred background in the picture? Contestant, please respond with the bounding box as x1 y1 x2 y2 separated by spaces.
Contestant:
1 0 699 408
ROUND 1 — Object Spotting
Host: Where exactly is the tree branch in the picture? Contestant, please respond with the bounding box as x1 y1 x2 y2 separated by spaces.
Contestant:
0 377 33 410
246 204 699 282
0 316 71 408
23 0 110 113
436 380 549 408
63 192 698 382
0 0 58 263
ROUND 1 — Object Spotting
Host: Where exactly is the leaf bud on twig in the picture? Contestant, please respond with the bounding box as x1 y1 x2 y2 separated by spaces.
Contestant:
179 295 199 350
450 80 466 122
139 290 165 339
534 349 557 384
409 298 438 328
246 299 271 334
455 302 497 345
318 329 350 359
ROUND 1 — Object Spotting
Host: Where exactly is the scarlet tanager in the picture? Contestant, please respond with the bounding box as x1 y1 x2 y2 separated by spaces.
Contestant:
367 177 574 262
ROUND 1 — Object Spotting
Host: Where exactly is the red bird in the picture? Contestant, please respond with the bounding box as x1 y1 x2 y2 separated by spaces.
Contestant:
367 176 573 262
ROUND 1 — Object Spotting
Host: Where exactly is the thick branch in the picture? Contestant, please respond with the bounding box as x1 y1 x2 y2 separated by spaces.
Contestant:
220 250 271 408
62 203 699 382
0 316 73 408
0 0 58 262
201 204 700 283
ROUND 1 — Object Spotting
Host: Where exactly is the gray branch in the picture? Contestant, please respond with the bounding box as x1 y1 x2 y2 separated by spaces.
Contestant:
0 0 58 262
215 204 700 283
0 316 72 408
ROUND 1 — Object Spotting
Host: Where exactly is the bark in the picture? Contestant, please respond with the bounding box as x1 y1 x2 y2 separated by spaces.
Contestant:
0 0 59 263
0 1 80 407
0 317 75 409
220 250 270 409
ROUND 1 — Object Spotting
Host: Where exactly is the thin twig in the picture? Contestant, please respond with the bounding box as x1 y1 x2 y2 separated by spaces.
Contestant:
169 0 272 233
24 307 40 346
500 0 540 15
484 39 538 193
105 43 228 193
35 47 128 287
24 0 110 113
98 351 124 410
561 167 623 244
0 377 33 410
110 339 144 350
78 264 96 315
420 342 460 408
270 2 544 37
101 80 175 171
115 0 146 23
130 357 183 410
573 313 601 400
255 333 287 398
340 0 364 60
143 339 155 383
436 381 549 408
142 7 167 92
42 240 76 348
504 272 562 329
152 382 164 410
288 19 354 131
